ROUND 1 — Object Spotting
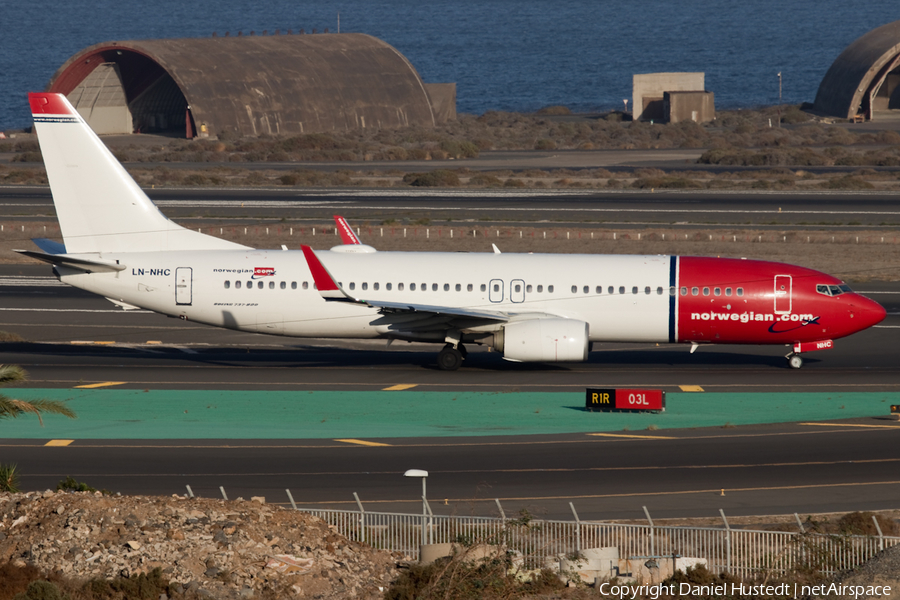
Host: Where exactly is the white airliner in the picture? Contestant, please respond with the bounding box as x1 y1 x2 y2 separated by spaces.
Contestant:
23 93 885 370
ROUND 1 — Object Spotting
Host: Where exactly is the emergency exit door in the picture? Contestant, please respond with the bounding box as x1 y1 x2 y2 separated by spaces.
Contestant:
175 267 192 305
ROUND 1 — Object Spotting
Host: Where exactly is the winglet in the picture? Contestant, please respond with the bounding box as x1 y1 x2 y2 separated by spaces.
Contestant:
300 245 358 302
334 215 361 245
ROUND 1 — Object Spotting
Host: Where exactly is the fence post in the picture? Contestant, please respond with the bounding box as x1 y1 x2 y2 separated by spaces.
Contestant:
495 499 506 521
643 506 655 556
185 485 194 498
219 486 228 501
286 489 297 510
354 492 366 542
794 513 805 533
424 496 434 545
570 503 582 555
720 509 732 574
872 516 885 552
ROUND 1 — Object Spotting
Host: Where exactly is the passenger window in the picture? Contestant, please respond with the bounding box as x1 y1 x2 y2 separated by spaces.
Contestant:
514 284 521 292
235 281 241 289
480 284 486 292
632 286 638 295
571 285 577 293
269 281 274 289
398 283 404 291
493 284 500 292
548 285 554 293
422 284 427 292
702 287 709 296
349 282 356 291
281 281 286 290
362 282 368 291
736 288 743 296
714 287 721 296
725 287 732 296
433 284 439 291
467 284 473 292
258 281 264 289
596 286 602 294
608 286 614 294
657 287 663 295
410 283 416 291
224 281 230 289
692 287 699 296
374 283 380 291
526 285 532 293
681 287 687 296
619 286 625 294
645 286 651 295
583 286 589 294
537 285 543 293
445 284 451 292
387 283 393 291
670 287 676 296
456 284 462 292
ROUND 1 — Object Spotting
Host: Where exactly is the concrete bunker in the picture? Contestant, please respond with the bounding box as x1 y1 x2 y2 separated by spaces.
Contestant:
814 20 900 121
47 33 453 138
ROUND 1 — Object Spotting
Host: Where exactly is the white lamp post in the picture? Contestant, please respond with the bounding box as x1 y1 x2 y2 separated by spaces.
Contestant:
404 469 429 547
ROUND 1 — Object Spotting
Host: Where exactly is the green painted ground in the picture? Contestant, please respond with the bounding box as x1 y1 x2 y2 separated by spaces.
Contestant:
1 389 898 439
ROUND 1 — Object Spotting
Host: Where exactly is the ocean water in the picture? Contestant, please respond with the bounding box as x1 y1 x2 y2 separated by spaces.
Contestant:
1 1 899 130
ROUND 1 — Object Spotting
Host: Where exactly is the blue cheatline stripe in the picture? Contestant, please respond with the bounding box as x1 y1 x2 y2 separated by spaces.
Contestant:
668 256 678 343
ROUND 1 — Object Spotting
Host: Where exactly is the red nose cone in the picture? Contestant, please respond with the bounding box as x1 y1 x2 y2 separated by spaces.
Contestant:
852 295 887 331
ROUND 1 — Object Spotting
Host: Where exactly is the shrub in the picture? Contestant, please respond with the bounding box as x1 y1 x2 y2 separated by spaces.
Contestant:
467 173 502 187
402 170 461 187
534 139 556 150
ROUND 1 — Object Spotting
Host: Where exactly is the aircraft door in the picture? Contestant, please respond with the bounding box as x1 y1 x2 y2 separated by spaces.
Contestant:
510 279 525 303
774 275 792 314
175 267 192 305
489 279 504 303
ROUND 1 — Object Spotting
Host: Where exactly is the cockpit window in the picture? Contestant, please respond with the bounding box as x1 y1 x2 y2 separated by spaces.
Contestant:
817 284 852 297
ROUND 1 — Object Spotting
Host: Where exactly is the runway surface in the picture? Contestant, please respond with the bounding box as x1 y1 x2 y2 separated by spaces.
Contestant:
0 265 898 520
3 186 900 229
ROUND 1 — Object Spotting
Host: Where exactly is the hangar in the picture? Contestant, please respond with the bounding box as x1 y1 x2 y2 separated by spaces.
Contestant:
814 20 900 121
47 33 455 138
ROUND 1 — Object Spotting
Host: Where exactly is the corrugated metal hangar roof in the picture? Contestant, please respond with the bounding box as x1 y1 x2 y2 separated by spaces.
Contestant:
814 20 900 121
47 33 453 137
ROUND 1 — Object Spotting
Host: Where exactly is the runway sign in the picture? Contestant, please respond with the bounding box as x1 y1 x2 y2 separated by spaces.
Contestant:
586 388 665 413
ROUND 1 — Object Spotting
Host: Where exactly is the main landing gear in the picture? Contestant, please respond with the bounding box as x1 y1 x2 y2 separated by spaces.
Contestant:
437 343 467 371
786 353 804 369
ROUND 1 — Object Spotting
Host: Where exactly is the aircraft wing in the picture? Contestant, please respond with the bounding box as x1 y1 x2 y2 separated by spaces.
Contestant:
300 245 510 326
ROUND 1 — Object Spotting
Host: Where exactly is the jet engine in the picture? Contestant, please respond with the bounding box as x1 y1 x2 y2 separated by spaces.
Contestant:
492 318 589 362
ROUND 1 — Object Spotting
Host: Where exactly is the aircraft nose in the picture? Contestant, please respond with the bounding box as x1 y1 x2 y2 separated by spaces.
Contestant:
850 295 887 330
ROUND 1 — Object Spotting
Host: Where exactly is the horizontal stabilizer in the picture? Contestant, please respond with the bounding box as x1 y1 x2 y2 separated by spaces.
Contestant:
13 249 125 273
31 238 67 254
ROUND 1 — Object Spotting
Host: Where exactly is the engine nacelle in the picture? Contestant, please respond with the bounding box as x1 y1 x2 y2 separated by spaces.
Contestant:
493 318 589 362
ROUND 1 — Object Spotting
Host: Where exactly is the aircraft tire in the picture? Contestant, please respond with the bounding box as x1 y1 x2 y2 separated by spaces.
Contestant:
788 354 803 369
438 345 463 371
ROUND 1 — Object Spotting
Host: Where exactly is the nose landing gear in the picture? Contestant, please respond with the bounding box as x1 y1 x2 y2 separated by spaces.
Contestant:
787 353 804 369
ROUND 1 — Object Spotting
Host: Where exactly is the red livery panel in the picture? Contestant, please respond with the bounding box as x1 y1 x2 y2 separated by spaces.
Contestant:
676 257 885 346
29 92 76 116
